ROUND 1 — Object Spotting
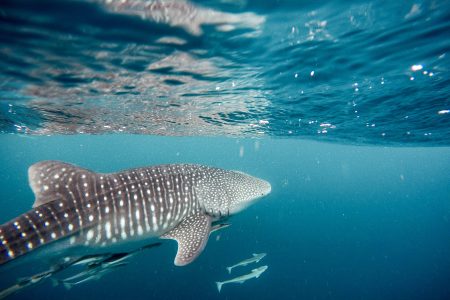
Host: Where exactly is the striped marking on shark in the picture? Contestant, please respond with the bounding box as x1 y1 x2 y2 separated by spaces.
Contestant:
0 161 271 266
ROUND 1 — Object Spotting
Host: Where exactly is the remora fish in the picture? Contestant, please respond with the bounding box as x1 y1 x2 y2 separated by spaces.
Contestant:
67 253 112 268
58 262 128 290
0 161 271 267
0 269 53 299
216 265 268 293
0 242 162 298
89 242 162 268
54 242 161 289
226 253 266 273
66 241 161 268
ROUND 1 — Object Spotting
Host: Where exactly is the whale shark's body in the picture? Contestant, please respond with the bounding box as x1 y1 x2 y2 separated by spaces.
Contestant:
0 161 271 267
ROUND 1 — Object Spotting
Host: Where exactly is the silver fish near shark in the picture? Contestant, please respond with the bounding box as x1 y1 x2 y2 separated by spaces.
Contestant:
0 161 271 267
0 242 162 298
54 242 161 290
60 241 162 273
56 261 128 290
226 253 266 273
216 265 268 293
0 269 54 299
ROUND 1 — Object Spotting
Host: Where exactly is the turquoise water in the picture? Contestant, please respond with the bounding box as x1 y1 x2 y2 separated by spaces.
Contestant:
0 0 450 299
0 135 449 299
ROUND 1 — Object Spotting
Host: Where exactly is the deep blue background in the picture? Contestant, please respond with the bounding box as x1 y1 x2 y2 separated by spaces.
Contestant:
0 135 449 299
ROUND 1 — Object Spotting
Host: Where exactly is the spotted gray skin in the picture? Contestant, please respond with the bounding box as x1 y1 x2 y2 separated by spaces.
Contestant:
0 161 271 266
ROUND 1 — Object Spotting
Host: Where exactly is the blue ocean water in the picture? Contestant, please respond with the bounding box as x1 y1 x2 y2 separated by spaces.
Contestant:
0 0 449 299
0 136 449 300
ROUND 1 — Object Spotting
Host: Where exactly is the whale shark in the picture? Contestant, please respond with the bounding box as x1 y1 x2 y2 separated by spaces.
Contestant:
0 161 271 267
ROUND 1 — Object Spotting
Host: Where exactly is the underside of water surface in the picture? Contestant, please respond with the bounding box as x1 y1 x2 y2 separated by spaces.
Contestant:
0 0 449 145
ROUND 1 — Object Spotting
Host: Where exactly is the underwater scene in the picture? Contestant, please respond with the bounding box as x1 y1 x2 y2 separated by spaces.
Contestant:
0 0 449 299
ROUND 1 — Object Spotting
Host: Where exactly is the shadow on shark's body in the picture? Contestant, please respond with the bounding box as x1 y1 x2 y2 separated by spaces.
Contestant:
0 161 271 272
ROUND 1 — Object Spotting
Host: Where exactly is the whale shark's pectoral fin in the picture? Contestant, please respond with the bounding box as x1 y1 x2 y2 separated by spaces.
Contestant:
161 213 212 266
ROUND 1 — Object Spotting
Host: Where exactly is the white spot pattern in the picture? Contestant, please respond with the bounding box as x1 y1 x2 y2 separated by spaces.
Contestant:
0 162 270 265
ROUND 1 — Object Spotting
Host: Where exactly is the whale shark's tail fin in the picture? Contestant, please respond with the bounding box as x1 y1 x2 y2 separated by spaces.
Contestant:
226 267 232 274
216 281 223 293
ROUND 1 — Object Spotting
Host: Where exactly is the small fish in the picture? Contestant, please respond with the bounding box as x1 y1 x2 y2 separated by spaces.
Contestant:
67 253 114 268
210 223 230 233
90 242 162 268
55 242 162 288
0 269 53 299
61 242 161 269
216 265 268 293
226 253 266 273
53 263 106 285
58 262 128 290
54 258 129 288
137 242 162 252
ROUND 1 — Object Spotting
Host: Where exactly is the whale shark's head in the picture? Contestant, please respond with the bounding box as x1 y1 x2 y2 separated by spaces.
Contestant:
196 168 271 217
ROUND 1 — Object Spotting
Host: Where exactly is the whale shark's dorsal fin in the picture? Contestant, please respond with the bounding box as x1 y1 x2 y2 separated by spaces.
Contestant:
161 212 212 266
28 160 96 208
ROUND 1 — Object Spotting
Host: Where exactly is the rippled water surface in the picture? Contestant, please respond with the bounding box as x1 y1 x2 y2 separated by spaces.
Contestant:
1 0 449 144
